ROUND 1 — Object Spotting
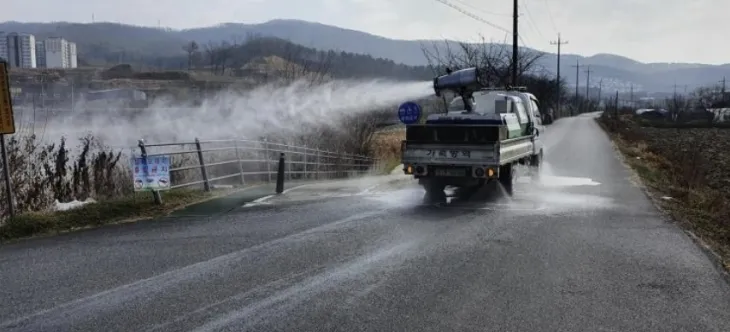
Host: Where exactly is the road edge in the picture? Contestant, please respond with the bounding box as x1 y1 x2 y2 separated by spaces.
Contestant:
595 117 730 282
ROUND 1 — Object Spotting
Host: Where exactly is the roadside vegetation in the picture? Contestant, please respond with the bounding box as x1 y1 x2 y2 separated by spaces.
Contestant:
598 102 730 271
0 134 230 241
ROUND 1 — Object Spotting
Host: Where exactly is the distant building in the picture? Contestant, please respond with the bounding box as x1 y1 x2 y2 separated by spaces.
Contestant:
66 41 77 68
1 32 78 69
44 37 69 69
35 40 46 68
0 32 7 62
6 33 36 68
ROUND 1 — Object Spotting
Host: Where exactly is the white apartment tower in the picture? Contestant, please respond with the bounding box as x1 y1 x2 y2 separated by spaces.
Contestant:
0 32 8 62
66 41 77 68
44 37 69 68
35 40 46 68
6 33 37 68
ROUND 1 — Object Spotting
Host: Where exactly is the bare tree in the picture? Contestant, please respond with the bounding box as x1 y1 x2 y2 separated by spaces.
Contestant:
664 94 689 122
420 35 544 86
204 41 234 75
182 41 199 71
277 42 333 86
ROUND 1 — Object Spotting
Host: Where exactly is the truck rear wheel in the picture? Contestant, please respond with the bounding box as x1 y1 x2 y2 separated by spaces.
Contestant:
498 163 514 197
458 179 486 200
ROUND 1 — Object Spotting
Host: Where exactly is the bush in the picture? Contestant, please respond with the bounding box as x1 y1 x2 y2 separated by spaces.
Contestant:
0 134 131 220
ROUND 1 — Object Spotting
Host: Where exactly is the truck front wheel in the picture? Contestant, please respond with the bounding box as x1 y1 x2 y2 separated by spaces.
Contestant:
529 150 543 182
498 163 514 197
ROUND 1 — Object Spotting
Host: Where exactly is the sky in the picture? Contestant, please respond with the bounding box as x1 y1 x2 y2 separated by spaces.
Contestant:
3 0 728 65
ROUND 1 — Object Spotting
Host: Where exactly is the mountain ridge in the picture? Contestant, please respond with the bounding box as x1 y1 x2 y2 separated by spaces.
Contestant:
2 19 728 92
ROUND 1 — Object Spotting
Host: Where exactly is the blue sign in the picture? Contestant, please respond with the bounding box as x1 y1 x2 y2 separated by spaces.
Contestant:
398 101 422 125
131 155 171 191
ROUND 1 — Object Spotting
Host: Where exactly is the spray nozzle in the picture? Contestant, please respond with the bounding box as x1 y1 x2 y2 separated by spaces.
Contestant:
433 67 486 97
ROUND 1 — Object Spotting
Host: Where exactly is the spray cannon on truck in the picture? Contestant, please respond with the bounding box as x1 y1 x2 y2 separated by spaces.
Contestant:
399 67 545 202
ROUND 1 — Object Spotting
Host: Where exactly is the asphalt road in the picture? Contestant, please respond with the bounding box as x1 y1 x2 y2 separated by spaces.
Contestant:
2 114 730 332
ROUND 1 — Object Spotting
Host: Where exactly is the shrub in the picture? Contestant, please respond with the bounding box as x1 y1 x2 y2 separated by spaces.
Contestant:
0 134 131 220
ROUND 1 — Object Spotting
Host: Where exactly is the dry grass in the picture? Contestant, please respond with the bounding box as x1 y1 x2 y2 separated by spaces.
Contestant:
0 189 220 242
598 114 730 271
370 128 404 174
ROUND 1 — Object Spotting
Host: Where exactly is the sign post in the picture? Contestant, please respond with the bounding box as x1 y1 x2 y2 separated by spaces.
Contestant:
398 101 422 125
0 61 16 217
132 140 170 205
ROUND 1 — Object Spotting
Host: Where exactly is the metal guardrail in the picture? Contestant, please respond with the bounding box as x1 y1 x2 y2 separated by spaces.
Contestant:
135 138 379 202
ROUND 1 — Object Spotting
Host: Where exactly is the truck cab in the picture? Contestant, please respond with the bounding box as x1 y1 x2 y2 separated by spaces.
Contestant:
446 90 544 159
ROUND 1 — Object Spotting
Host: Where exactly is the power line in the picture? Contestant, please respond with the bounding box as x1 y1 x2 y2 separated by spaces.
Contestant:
432 0 510 34
542 0 558 33
522 0 546 41
452 0 511 17
432 0 529 47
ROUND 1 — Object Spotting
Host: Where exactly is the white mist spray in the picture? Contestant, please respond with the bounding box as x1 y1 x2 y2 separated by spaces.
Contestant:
32 79 433 146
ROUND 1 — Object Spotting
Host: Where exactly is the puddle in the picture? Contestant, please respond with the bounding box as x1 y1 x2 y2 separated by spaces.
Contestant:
538 175 601 187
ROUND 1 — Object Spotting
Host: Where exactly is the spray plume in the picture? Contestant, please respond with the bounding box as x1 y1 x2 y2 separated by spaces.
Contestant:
32 79 433 147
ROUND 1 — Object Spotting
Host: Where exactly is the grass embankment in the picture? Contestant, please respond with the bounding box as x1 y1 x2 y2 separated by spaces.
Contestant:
0 188 230 242
371 128 405 174
597 114 730 272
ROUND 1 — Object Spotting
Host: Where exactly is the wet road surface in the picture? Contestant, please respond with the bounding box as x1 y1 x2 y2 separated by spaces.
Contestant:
1 114 729 331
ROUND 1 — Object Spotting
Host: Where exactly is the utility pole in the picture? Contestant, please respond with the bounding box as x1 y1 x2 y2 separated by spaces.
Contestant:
572 60 580 115
512 0 519 86
721 77 726 94
598 78 603 102
630 83 634 106
721 77 727 103
550 33 568 117
584 66 592 101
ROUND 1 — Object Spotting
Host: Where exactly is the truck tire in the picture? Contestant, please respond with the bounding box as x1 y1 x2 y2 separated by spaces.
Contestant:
422 179 447 203
529 150 543 182
498 163 514 197
458 179 486 200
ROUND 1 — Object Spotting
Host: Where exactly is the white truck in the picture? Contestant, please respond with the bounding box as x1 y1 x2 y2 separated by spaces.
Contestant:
401 67 545 201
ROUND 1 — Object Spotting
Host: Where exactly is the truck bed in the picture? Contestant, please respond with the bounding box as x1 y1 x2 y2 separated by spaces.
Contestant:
405 124 503 144
401 136 533 167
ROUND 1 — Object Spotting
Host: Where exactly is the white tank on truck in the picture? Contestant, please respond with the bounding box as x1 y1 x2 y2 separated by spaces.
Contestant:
400 67 545 202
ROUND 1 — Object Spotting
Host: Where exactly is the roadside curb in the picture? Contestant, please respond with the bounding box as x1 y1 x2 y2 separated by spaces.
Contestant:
595 118 730 283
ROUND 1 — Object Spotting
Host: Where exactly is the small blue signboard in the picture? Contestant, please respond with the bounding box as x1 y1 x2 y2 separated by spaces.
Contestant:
131 155 171 191
398 101 422 125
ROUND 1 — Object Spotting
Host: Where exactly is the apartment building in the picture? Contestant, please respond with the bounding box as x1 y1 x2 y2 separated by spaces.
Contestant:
66 41 77 68
0 32 7 62
44 37 69 68
6 33 36 68
35 40 46 68
1 32 78 69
